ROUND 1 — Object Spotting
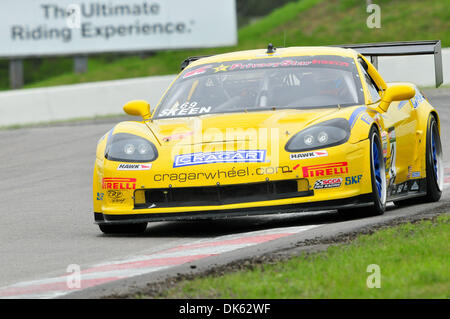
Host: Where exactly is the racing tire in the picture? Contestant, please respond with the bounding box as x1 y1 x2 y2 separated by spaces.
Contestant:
99 223 147 234
394 114 443 206
338 127 386 216
366 126 387 215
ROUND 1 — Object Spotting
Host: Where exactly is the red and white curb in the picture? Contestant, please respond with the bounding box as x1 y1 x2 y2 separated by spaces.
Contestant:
0 224 319 299
444 165 450 190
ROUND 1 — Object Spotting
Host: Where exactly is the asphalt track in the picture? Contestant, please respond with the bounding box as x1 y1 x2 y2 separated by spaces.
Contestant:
0 88 449 298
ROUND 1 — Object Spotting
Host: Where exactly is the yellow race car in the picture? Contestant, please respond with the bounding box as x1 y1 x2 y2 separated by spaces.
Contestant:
93 41 444 234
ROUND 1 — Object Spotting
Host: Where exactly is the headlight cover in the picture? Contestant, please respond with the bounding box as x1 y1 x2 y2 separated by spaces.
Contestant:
285 118 351 152
105 133 158 162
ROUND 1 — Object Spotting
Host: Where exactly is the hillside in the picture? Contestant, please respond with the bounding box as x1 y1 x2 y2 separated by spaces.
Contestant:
2 0 449 90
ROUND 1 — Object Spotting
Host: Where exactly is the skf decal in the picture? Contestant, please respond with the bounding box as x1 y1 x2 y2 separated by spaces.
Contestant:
290 150 328 160
102 178 136 190
345 175 362 185
314 178 342 189
174 150 266 168
302 162 348 177
117 163 152 171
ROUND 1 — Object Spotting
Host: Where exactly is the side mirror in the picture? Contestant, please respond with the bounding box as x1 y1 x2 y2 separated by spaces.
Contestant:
123 100 151 120
378 84 415 112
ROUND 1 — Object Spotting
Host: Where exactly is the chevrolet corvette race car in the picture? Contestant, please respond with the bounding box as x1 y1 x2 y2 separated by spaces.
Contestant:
93 41 444 234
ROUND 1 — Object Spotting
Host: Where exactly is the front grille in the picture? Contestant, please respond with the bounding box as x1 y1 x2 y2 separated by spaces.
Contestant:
134 180 312 208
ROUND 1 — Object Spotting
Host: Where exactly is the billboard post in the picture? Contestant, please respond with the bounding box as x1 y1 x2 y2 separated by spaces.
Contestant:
74 56 88 74
9 60 24 89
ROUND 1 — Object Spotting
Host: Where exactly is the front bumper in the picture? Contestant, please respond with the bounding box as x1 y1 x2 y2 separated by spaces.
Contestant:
94 138 373 224
95 193 373 224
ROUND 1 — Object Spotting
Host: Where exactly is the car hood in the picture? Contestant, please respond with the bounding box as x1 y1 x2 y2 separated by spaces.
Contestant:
145 108 356 146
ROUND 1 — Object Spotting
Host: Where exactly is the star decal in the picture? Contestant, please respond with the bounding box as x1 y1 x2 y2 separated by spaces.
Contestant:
213 64 230 72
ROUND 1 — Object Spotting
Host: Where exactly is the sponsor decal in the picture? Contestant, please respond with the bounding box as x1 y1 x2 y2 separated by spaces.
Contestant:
411 91 425 109
182 64 213 79
412 171 421 178
159 102 212 117
293 164 300 170
407 165 412 179
213 64 230 72
117 163 152 170
314 178 342 189
417 93 425 105
381 131 388 156
102 178 136 190
396 183 405 194
349 107 367 128
173 150 266 168
162 131 194 142
398 100 409 110
154 165 292 183
387 127 397 189
107 190 125 203
388 128 396 142
360 113 373 125
206 59 350 74
96 192 104 201
290 150 328 160
302 162 348 177
390 180 422 196
345 175 362 185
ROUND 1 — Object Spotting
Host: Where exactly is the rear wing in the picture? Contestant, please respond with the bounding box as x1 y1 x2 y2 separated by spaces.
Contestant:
336 40 443 87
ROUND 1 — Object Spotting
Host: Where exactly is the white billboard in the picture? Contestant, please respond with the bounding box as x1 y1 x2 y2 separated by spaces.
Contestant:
0 0 237 57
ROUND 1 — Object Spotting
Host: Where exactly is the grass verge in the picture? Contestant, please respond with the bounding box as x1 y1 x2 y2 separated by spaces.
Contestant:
149 214 449 299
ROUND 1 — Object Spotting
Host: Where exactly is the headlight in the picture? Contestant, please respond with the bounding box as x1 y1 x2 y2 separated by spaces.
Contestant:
285 118 350 152
105 133 158 162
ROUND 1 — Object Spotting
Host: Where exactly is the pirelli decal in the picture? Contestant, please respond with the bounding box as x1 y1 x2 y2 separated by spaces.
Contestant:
302 162 348 178
102 178 136 190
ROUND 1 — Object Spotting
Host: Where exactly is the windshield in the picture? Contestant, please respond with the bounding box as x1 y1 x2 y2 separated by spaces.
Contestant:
154 55 363 119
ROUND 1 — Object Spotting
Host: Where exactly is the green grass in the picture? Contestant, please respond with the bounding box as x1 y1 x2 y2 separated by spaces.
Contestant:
154 215 450 299
2 0 450 90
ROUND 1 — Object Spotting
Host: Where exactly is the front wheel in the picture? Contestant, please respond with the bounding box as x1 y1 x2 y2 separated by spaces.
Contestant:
338 127 386 216
99 223 147 234
367 126 387 215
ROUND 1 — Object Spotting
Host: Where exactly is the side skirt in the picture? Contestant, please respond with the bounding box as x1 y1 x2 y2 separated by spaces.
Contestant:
387 178 427 202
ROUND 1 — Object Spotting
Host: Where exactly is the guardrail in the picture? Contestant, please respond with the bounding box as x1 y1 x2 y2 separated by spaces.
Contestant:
0 74 176 127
